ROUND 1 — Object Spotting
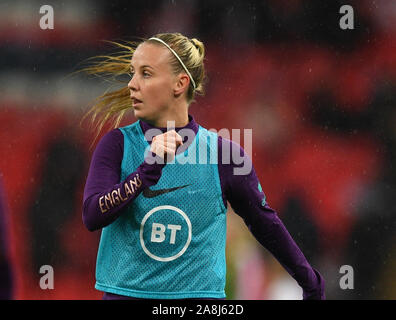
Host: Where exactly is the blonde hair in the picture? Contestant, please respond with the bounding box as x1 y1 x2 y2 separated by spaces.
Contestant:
79 32 206 143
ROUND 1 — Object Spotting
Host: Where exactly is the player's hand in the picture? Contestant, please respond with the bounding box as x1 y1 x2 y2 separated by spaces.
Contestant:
150 130 183 163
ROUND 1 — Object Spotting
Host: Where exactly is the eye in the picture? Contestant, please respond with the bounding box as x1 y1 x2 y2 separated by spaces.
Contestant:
128 70 150 78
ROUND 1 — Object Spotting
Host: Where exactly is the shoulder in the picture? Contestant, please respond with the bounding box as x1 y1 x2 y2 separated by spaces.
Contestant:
98 128 123 147
197 126 246 155
217 135 253 179
93 128 124 159
217 135 241 148
217 135 251 161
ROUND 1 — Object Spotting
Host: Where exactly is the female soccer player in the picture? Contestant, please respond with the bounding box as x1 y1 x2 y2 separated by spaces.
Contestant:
82 32 325 300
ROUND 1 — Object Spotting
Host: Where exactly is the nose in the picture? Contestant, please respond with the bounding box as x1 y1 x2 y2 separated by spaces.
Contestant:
128 75 138 91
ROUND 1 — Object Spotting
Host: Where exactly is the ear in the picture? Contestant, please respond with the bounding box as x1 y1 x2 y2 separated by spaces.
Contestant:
173 73 190 97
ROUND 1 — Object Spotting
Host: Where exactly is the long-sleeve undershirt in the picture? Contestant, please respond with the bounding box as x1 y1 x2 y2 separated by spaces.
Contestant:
82 115 325 299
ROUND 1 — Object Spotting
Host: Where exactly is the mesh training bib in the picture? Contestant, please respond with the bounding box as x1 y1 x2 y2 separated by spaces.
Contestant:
95 121 228 299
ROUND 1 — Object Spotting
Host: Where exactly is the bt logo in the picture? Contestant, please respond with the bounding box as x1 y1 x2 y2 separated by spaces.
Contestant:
151 223 182 244
140 205 192 262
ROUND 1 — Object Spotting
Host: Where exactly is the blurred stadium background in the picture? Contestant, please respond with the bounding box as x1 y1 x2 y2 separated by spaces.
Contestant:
0 0 395 300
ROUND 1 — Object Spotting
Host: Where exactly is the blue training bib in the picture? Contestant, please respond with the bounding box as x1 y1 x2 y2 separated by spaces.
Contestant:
95 121 227 299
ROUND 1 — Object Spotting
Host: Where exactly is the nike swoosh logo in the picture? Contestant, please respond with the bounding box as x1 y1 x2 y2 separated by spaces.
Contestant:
142 184 191 198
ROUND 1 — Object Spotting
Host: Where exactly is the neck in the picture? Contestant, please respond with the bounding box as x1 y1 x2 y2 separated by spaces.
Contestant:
147 103 189 128
139 113 198 138
155 114 188 128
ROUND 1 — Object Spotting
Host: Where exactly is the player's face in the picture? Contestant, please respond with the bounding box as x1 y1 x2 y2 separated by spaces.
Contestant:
128 42 176 123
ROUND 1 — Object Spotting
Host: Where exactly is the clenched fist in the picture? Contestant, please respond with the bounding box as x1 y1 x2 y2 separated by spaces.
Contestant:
150 130 183 163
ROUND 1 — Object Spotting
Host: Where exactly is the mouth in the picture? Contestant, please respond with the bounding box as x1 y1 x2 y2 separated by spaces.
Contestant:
131 97 143 107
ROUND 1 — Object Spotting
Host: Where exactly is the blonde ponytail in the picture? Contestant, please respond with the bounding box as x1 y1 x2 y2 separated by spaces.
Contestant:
78 40 142 145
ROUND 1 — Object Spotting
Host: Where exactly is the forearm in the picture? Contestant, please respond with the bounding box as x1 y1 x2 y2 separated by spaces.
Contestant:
244 204 324 298
83 153 165 231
